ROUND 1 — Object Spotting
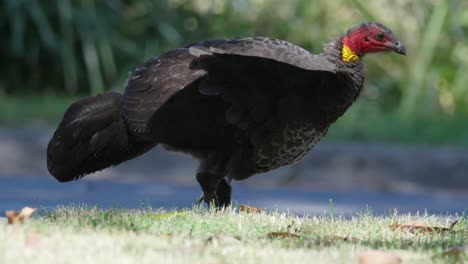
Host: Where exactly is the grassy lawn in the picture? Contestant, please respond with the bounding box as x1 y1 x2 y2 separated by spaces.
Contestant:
1 206 466 263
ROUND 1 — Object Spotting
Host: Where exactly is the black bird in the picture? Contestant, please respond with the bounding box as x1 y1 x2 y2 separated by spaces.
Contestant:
47 22 406 207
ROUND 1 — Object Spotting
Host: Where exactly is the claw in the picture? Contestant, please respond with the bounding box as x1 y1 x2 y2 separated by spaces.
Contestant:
195 193 204 206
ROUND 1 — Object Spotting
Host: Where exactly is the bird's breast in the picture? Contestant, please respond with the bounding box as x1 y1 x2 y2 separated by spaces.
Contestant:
254 121 324 172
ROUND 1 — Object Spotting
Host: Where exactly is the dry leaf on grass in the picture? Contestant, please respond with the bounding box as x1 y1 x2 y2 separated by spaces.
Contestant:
390 219 459 234
359 250 402 264
239 205 262 214
5 207 37 225
266 232 300 238
442 245 468 259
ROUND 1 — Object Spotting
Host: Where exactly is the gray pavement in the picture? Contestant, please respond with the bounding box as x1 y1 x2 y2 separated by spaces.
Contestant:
1 126 467 217
1 175 466 216
1 126 468 193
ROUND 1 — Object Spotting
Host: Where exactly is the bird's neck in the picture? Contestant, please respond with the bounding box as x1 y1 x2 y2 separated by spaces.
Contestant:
322 38 365 91
341 30 369 61
322 38 362 66
341 44 360 62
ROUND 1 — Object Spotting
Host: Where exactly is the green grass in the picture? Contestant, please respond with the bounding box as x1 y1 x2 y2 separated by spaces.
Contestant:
1 206 466 263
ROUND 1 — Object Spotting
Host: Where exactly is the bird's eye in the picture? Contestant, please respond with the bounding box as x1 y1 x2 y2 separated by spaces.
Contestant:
376 32 385 41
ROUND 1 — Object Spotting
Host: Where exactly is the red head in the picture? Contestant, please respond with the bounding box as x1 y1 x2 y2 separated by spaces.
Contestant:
342 22 406 57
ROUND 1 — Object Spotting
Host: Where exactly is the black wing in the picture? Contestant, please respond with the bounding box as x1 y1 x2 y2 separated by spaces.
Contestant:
188 37 336 73
122 38 338 146
122 49 205 135
188 37 338 145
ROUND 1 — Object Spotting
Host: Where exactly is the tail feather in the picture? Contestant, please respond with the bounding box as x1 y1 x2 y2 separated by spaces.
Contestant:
47 92 155 182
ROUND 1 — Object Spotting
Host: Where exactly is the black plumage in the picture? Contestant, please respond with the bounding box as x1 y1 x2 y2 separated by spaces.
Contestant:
47 22 405 207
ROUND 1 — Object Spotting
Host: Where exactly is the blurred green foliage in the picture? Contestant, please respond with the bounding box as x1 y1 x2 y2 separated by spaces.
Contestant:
0 0 467 141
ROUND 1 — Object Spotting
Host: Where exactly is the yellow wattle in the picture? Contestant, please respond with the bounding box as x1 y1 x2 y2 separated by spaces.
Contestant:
342 44 359 62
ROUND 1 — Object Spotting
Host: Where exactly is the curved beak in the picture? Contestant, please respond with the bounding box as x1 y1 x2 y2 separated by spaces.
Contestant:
387 41 406 56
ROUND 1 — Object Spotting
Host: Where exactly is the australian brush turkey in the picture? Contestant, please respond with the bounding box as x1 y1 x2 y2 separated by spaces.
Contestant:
47 22 406 207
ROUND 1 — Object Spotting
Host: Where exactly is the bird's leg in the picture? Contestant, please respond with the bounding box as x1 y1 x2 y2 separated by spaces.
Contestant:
196 154 229 209
196 171 222 208
216 178 232 208
195 193 204 206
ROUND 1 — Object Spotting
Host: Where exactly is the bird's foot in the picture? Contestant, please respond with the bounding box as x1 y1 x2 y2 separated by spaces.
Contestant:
216 178 232 208
194 192 217 206
196 187 230 210
196 171 231 209
195 193 204 206
201 192 219 209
